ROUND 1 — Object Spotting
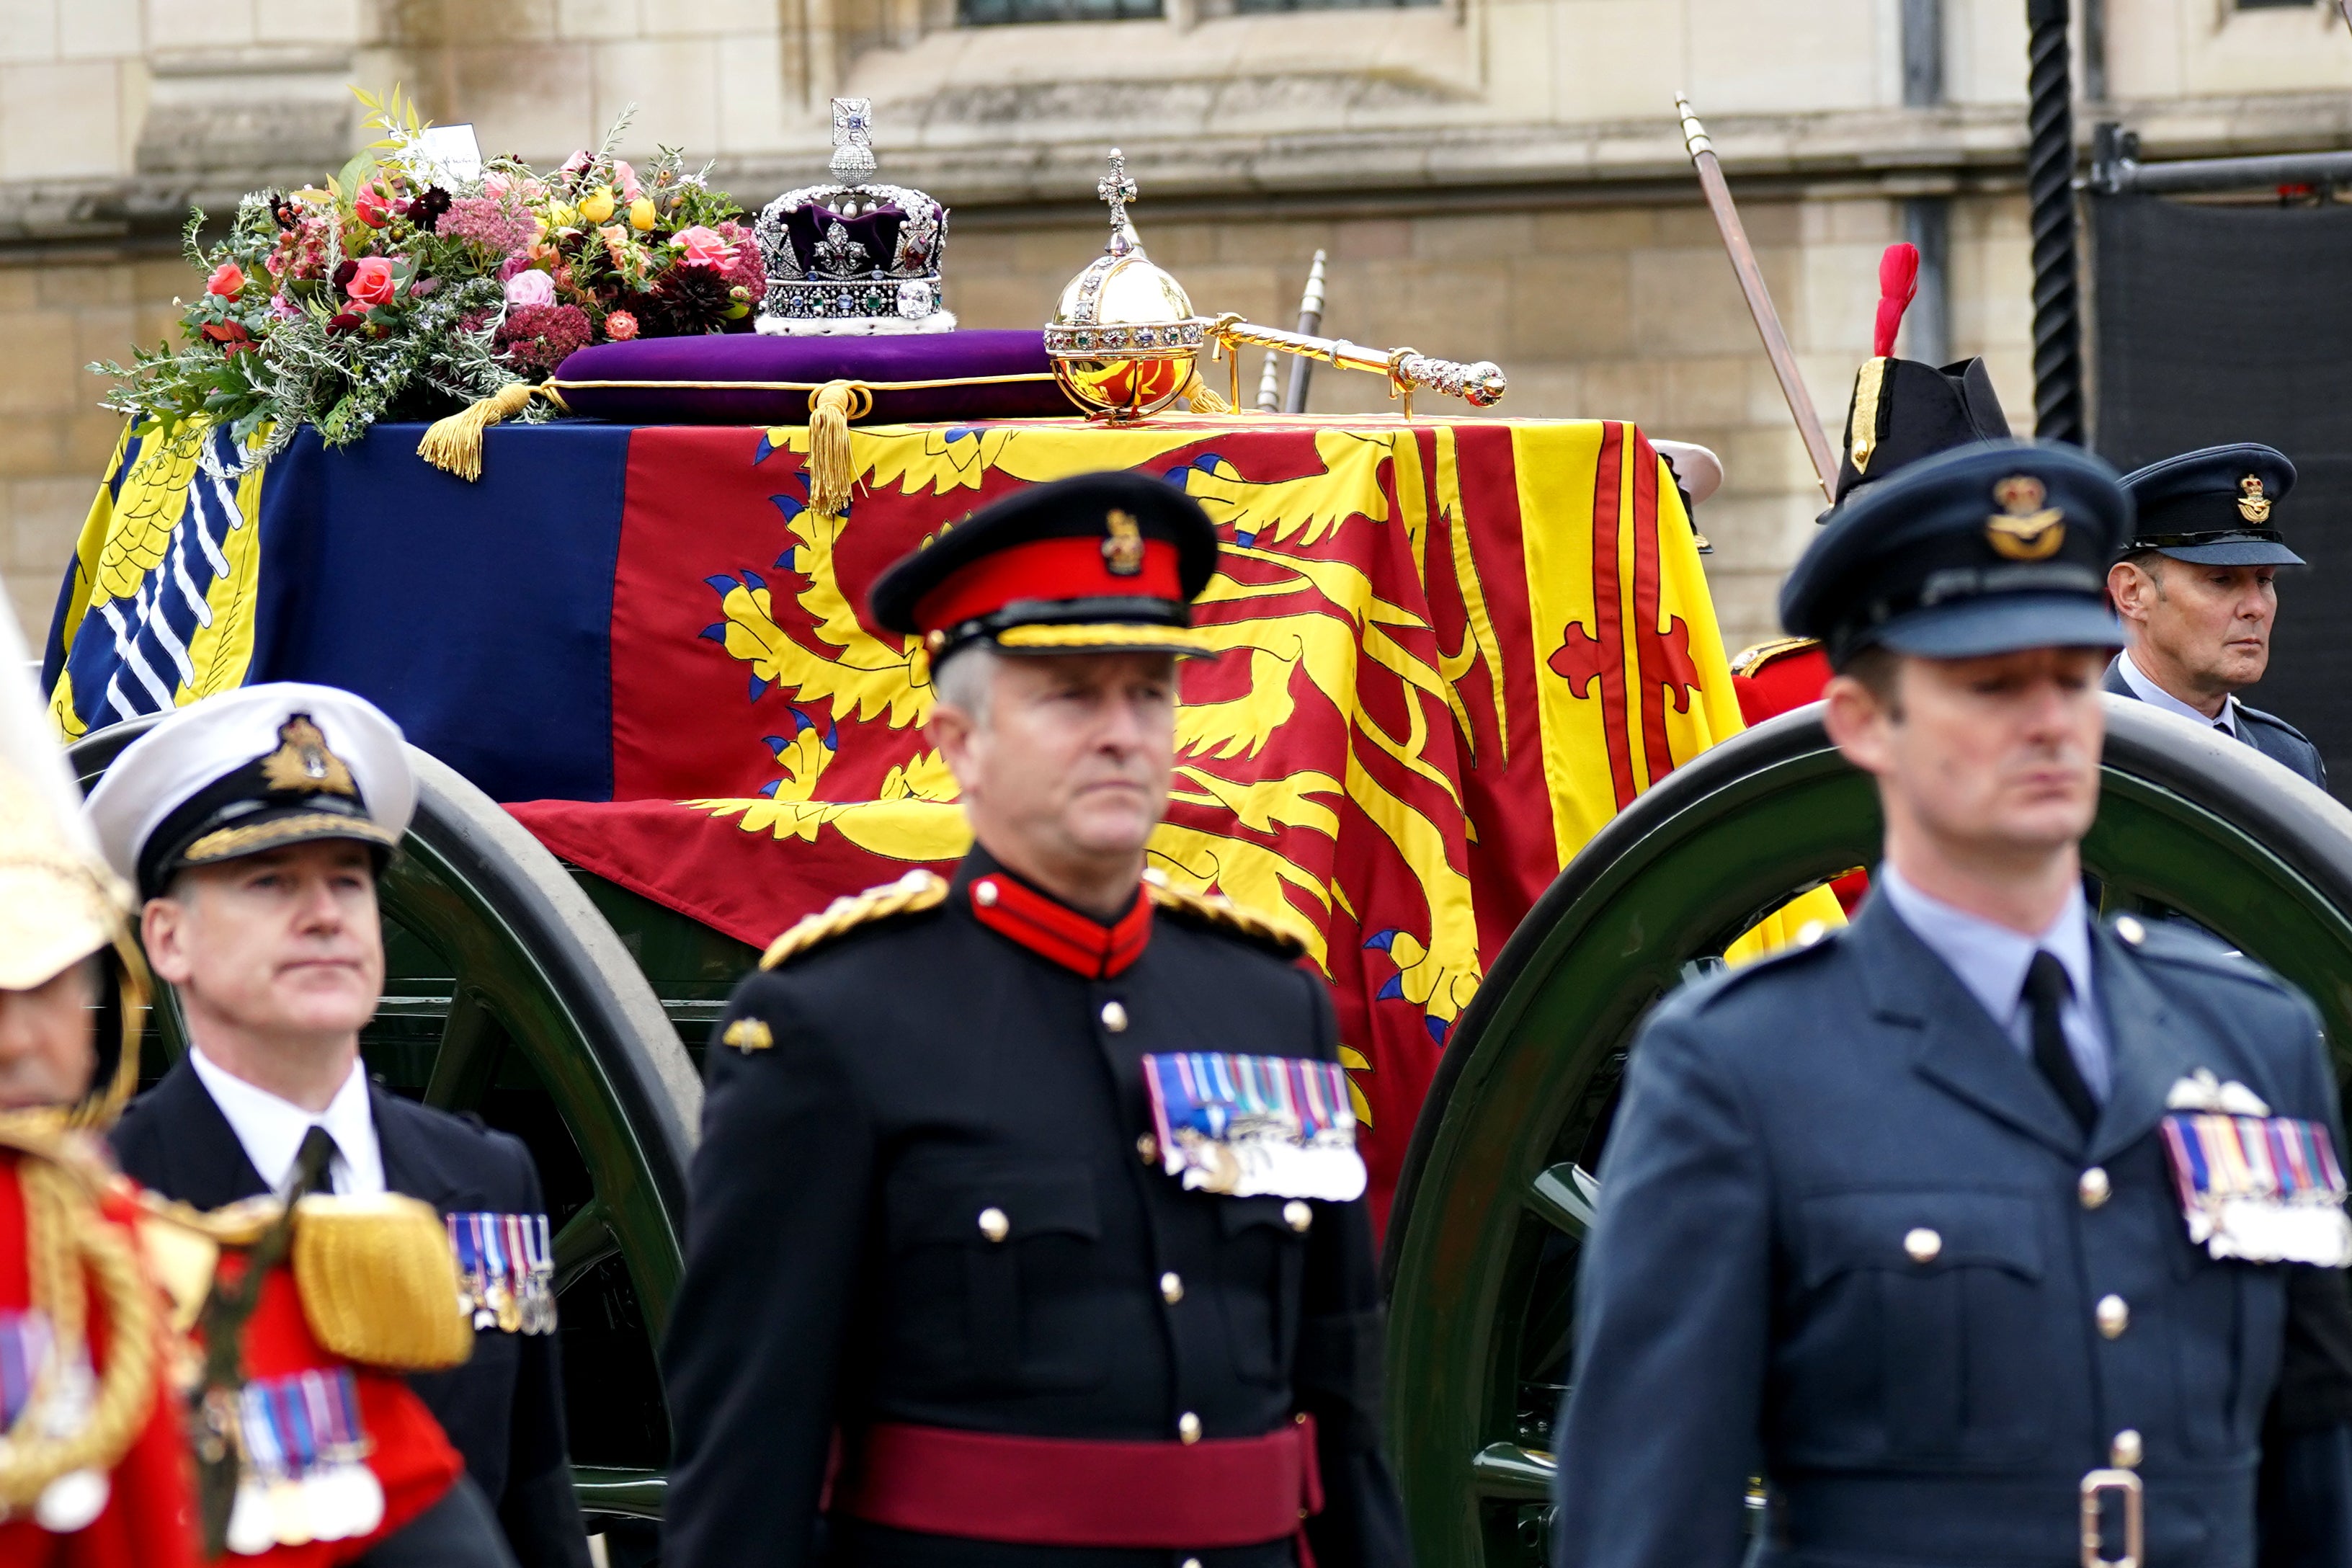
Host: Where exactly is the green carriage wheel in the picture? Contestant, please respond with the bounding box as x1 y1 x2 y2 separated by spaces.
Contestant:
1381 698 2352 1568
70 720 700 1529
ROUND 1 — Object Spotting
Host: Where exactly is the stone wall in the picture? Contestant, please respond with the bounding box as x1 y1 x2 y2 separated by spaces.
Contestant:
0 185 2034 660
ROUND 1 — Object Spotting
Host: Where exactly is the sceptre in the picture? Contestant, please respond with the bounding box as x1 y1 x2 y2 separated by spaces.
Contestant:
1675 94 1838 505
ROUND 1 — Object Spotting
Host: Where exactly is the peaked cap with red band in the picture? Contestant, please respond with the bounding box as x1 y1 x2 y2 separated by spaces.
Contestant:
868 471 1223 665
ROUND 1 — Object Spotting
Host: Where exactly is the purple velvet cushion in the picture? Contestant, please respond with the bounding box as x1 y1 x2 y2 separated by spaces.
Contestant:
550 330 1072 425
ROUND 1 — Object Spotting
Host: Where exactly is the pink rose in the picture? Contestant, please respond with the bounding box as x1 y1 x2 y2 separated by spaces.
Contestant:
675 225 735 269
604 310 639 342
344 255 396 308
504 269 556 308
612 160 641 202
354 182 394 228
205 262 245 298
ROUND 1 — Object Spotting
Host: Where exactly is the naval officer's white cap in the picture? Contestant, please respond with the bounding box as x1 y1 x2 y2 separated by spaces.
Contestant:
84 684 415 900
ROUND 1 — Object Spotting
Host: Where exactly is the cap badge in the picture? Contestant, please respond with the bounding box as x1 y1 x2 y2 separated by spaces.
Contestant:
2238 475 2272 524
1986 475 2064 561
1102 509 1145 576
259 715 357 798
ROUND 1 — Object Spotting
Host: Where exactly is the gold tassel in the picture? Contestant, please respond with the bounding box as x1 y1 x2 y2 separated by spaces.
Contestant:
416 381 546 482
1183 370 1234 414
805 380 873 515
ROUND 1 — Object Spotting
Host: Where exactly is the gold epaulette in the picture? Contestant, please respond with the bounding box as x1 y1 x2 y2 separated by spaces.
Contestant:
135 1190 473 1370
1144 872 1310 958
1729 636 1822 678
760 869 950 971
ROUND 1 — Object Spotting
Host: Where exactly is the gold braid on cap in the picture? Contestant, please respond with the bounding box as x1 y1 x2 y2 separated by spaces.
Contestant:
0 1124 159 1511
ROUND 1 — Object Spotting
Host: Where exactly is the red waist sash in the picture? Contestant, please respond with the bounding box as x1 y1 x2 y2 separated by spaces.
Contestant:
837 1417 1322 1549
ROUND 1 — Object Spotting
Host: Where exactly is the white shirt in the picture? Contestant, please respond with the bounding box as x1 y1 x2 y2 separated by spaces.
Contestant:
2119 648 2238 738
1877 863 2113 1102
189 1047 387 1198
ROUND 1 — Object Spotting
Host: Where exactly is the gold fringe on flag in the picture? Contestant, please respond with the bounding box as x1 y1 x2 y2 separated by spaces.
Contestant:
806 380 874 514
415 382 566 481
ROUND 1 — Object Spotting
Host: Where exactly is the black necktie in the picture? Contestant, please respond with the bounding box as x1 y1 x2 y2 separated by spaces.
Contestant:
2024 951 2098 1133
292 1124 339 1198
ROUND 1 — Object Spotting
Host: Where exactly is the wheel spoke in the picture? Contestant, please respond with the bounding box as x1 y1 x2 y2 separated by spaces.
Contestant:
150 982 191 1063
1527 1162 1599 1239
555 1197 621 1296
1469 1441 1555 1500
423 986 505 1110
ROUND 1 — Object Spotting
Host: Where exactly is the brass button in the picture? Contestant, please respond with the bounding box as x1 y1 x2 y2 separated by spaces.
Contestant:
978 1207 1010 1243
1160 1271 1184 1304
1903 1228 1942 1263
1100 1000 1128 1033
1283 1200 1312 1233
1177 1412 1202 1444
2080 1167 2111 1209
2116 915 2146 946
975 879 999 907
1136 1133 1160 1165
2111 1429 2142 1469
2097 1294 2129 1338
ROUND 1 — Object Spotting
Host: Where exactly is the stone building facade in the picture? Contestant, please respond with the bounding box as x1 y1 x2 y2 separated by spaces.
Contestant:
2 0 2348 649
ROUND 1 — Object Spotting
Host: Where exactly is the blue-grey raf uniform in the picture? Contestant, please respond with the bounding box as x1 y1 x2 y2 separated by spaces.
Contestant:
2110 445 2325 792
1552 442 2352 1568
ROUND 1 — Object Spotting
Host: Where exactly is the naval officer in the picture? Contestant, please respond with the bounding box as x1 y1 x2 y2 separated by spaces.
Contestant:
662 471 1407 1568
1553 441 2352 1568
2107 443 2325 790
84 685 591 1568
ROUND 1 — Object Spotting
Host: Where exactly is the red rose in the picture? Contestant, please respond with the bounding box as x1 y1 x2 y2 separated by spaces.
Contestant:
344 256 396 308
327 311 365 334
205 262 245 298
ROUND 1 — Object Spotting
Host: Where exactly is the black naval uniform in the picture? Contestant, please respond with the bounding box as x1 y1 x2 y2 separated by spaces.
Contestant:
661 850 1406 1568
114 1063 592 1568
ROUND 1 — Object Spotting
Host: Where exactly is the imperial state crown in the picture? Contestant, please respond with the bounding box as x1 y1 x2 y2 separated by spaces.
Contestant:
754 99 955 337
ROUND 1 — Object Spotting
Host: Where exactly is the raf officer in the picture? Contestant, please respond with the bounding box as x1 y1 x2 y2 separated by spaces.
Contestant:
85 685 591 1568
1553 442 2352 1568
662 472 1407 1568
2107 443 2325 790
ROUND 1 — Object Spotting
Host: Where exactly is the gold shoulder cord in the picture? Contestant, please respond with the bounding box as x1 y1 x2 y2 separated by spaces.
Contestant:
0 929 164 1511
0 1124 159 1513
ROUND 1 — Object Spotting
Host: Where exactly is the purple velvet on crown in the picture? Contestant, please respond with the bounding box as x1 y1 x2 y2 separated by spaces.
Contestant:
551 330 1072 425
781 203 907 276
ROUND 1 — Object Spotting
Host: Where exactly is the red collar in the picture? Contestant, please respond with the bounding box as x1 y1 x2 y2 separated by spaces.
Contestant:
968 870 1152 979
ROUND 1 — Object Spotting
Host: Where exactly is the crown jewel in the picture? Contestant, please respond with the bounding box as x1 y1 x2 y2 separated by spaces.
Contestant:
754 99 956 337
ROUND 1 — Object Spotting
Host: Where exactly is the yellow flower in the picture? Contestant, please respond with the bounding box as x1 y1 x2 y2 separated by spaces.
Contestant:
578 187 616 224
628 197 658 231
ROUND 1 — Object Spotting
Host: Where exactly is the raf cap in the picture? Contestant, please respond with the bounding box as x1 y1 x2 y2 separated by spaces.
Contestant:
2119 443 2304 566
869 471 1222 666
85 684 416 901
1781 440 2129 666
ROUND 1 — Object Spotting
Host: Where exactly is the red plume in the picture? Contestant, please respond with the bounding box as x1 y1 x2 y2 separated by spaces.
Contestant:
1873 242 1920 357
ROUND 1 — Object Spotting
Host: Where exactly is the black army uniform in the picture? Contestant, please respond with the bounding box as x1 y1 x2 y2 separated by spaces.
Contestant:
84 682 589 1568
1553 443 2352 1568
662 473 1405 1568
2111 444 2326 790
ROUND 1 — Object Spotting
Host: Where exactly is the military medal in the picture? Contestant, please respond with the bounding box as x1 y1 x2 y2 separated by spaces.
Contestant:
450 1211 558 1335
1142 1053 1367 1202
2160 1073 2352 1266
231 1368 379 1549
0 1313 114 1534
